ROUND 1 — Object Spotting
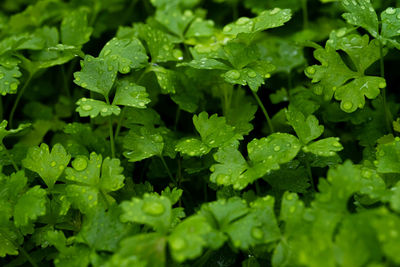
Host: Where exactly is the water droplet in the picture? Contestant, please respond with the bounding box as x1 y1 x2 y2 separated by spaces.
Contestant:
142 201 165 216
101 107 108 113
104 49 111 56
236 17 251 25
306 66 316 75
343 0 349 5
138 102 145 107
223 25 232 32
51 161 56 167
270 8 281 15
251 227 264 240
273 146 281 152
336 29 346 37
343 101 353 110
82 105 92 111
170 237 186 250
81 82 87 88
386 7 396 15
108 65 114 71
183 10 193 17
72 157 88 171
226 70 241 80
0 73 4 79
379 81 387 88
163 44 169 51
247 70 257 78
10 83 18 90
122 66 130 73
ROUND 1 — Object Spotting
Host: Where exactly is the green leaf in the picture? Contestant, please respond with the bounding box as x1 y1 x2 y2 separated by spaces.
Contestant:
73 55 118 96
286 105 324 144
341 0 379 38
13 186 47 227
175 138 211 157
134 24 179 62
168 215 216 262
0 65 21 95
305 35 385 112
22 143 71 188
113 79 150 108
120 193 171 233
99 37 148 74
193 112 242 148
76 98 121 118
65 153 125 213
77 205 131 252
123 126 164 162
0 120 30 144
371 210 400 264
210 133 301 189
376 137 400 173
201 197 249 230
61 8 92 46
116 233 166 267
303 137 343 157
226 196 280 249
151 65 178 94
155 6 194 37
223 8 292 36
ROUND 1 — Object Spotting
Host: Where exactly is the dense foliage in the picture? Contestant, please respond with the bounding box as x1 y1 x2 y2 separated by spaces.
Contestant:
1 0 400 266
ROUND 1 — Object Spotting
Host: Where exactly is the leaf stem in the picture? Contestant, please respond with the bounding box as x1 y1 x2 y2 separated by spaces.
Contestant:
9 75 32 128
305 157 315 192
379 41 393 134
105 96 116 158
301 0 309 29
114 107 125 141
159 155 176 184
114 67 149 142
251 90 274 133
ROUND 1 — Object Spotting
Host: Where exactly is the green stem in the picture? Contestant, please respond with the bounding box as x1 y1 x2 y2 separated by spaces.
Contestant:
305 157 315 192
114 107 126 141
114 68 149 141
159 155 176 184
379 41 393 134
301 0 309 29
193 249 214 267
2 144 19 171
251 90 274 133
9 75 32 128
105 96 115 158
174 107 181 131
288 72 293 90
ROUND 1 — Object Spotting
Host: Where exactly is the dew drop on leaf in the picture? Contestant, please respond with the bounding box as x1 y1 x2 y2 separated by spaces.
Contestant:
247 70 257 78
142 201 165 216
170 237 186 251
72 157 88 171
273 145 281 152
50 161 56 167
343 102 353 110
226 70 241 80
223 25 232 32
82 104 92 111
236 17 250 25
251 227 264 240
386 7 396 15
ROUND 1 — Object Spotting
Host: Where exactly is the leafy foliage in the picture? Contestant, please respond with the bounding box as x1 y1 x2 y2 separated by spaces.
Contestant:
1 0 400 266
